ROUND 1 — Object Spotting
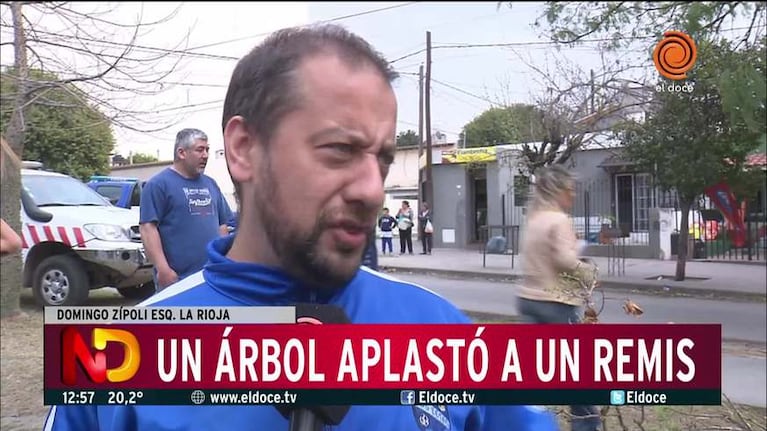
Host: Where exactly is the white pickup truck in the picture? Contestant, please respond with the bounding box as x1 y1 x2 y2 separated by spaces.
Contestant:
20 164 155 306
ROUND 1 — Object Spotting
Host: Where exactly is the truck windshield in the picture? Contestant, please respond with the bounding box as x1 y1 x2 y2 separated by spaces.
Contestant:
23 174 110 207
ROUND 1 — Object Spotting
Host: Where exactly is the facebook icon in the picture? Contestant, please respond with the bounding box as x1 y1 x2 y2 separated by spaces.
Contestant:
610 390 626 406
400 390 416 405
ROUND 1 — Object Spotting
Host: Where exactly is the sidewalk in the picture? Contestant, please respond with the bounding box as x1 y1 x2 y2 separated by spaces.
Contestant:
378 248 767 301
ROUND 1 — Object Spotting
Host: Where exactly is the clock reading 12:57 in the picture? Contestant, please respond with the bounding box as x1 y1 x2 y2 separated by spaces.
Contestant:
62 391 95 405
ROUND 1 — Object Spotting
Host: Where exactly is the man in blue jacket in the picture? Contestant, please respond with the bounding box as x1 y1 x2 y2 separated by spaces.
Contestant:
44 24 559 431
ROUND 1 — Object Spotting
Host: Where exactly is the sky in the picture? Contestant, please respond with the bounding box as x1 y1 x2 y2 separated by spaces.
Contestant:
0 2 756 162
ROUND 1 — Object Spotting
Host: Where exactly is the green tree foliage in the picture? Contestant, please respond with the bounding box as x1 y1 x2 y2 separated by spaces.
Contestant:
396 129 420 147
528 1 766 138
130 152 159 164
530 2 765 49
462 104 546 148
1 68 115 181
621 40 765 280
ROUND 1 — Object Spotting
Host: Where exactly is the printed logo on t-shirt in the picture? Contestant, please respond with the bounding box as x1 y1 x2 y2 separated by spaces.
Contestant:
183 187 213 216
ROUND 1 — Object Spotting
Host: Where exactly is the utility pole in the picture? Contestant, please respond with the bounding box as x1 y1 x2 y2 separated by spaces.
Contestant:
424 31 433 206
417 63 424 210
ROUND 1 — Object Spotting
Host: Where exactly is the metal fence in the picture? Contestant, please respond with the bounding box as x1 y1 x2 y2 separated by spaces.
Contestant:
656 189 766 261
503 173 766 261
569 176 766 261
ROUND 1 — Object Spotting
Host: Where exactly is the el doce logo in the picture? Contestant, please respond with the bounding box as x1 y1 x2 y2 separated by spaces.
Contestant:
653 31 697 80
61 327 141 385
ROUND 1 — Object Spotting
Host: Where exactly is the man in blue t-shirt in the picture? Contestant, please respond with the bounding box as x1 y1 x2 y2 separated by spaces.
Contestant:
139 128 232 289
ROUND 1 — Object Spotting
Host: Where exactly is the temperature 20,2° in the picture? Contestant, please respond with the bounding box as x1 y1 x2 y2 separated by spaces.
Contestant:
108 390 144 405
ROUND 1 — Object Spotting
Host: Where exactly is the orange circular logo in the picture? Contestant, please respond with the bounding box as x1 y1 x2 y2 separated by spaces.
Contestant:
653 31 697 81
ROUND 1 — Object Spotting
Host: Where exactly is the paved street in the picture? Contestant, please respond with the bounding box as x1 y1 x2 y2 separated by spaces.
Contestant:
379 249 767 300
394 274 767 343
390 273 767 407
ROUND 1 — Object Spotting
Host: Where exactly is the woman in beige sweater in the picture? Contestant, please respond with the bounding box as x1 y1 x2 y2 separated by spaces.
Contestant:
517 164 601 431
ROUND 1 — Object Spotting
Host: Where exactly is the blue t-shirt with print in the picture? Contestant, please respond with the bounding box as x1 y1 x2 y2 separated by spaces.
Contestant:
139 168 232 279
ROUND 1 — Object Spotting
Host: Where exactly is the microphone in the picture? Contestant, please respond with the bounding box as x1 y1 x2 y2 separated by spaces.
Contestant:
275 303 351 431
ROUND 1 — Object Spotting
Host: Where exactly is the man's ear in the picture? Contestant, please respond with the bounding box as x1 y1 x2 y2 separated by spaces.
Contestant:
224 116 259 185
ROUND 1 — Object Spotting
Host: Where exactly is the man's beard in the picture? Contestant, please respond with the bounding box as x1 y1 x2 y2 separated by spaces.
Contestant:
254 162 374 290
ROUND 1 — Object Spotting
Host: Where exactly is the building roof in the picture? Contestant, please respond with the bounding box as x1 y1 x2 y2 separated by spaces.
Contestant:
111 160 172 170
598 152 635 168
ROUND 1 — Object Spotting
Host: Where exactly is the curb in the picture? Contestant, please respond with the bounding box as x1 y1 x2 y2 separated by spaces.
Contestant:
379 265 767 303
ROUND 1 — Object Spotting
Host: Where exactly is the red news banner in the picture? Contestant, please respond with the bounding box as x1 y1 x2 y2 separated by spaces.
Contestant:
44 307 721 393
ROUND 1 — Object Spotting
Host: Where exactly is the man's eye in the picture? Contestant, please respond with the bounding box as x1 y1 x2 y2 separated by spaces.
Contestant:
327 143 352 152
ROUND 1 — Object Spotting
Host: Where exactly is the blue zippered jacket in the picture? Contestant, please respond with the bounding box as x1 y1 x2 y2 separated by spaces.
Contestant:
45 235 559 431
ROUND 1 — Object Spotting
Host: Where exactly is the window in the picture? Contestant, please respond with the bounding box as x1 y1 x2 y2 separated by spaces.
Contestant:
23 175 110 207
614 173 655 233
130 185 141 207
95 185 124 205
634 174 653 231
513 175 530 206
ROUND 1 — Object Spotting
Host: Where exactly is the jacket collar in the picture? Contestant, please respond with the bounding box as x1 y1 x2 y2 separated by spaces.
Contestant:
203 235 340 305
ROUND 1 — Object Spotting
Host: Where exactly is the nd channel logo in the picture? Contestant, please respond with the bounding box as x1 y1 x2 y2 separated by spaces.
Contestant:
400 390 416 405
61 327 141 385
610 390 626 406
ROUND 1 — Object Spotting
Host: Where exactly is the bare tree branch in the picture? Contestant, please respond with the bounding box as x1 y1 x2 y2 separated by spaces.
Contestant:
499 45 653 173
736 2 766 50
1 2 192 136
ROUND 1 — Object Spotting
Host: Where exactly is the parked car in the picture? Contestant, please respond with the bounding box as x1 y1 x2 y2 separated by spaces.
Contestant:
20 166 154 306
87 175 143 217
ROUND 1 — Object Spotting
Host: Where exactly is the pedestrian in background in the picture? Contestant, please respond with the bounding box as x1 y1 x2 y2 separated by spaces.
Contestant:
516 164 601 431
139 128 232 290
396 200 414 255
0 137 23 257
378 207 396 255
418 201 433 255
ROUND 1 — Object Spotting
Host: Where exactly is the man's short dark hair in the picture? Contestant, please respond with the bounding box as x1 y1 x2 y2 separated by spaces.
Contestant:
222 24 398 203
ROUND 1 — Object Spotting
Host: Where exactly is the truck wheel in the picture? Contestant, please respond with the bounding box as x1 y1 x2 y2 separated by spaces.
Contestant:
33 255 89 307
116 282 156 300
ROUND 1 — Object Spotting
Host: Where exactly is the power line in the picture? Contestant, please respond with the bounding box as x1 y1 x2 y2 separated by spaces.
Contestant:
0 23 240 61
398 120 420 129
434 25 757 49
431 78 496 105
185 2 421 52
389 35 655 65
389 48 427 64
6 6 431 65
431 86 488 112
1 3 422 62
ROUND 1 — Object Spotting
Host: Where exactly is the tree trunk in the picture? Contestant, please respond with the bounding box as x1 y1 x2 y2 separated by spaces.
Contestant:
1 1 29 319
675 198 693 281
0 173 24 318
